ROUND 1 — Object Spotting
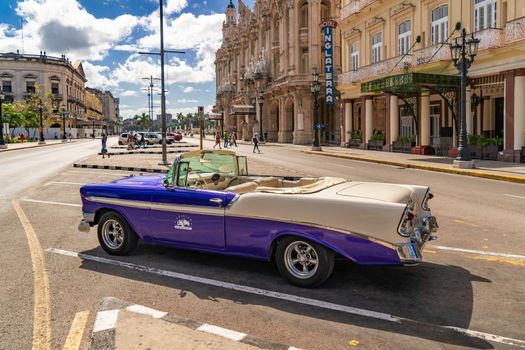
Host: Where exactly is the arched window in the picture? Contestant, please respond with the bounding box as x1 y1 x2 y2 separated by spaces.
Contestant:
300 3 308 29
321 3 330 21
474 0 497 31
273 18 280 44
398 20 411 55
431 5 448 45
300 47 309 73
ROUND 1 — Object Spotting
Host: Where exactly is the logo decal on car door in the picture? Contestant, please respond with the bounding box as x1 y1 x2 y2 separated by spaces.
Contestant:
174 215 193 231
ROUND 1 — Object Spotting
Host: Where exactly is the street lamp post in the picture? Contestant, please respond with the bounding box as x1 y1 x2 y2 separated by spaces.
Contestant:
258 93 264 142
450 28 480 169
311 68 321 151
61 107 68 143
38 100 45 145
0 91 6 149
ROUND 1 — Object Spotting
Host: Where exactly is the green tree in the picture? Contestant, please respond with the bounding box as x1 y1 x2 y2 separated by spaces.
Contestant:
133 113 151 131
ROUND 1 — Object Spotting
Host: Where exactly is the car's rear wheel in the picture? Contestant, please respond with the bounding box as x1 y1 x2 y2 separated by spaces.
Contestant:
118 141 123 145
97 212 138 256
275 237 334 287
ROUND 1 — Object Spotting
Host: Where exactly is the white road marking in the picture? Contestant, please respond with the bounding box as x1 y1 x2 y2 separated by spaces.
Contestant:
93 310 119 332
125 305 167 319
44 181 85 187
20 198 81 207
197 324 247 342
429 245 525 260
47 247 525 348
504 194 525 200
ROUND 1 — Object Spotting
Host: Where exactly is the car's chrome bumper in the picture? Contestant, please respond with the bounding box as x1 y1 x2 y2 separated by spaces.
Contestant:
78 212 95 233
396 216 438 265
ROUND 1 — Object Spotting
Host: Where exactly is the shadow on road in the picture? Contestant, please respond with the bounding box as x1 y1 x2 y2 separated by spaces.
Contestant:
78 244 493 349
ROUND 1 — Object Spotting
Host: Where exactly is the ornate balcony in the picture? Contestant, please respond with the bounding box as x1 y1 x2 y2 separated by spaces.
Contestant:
340 1 359 21
413 44 451 65
217 83 235 96
338 70 359 85
475 28 505 50
505 17 525 44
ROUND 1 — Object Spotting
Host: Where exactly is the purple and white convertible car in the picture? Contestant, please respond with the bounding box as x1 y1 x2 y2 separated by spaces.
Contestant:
78 150 438 287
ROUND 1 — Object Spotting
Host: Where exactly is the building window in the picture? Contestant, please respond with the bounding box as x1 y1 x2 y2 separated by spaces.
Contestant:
371 32 382 64
350 42 359 71
300 47 309 74
321 3 330 21
300 3 308 29
475 0 496 31
26 81 36 94
431 5 448 45
51 82 59 95
398 21 411 55
2 80 12 93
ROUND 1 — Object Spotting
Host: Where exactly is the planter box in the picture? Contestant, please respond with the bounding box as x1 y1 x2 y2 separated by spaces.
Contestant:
367 140 384 151
392 141 413 153
469 145 482 159
347 139 361 149
481 145 498 160
448 147 458 158
411 146 435 155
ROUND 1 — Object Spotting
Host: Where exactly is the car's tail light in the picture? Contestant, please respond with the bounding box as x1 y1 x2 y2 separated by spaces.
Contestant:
422 189 434 211
398 206 416 237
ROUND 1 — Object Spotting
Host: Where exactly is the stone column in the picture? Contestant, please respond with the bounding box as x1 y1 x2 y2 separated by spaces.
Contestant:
309 0 321 71
365 97 373 147
466 87 473 135
504 71 515 152
344 101 353 143
420 92 431 146
514 74 525 150
287 4 295 75
390 95 399 147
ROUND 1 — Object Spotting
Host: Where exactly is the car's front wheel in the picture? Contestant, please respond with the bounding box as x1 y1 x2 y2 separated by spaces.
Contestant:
275 237 334 287
97 211 139 256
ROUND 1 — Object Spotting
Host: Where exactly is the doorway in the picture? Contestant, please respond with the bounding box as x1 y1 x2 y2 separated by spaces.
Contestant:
495 97 504 138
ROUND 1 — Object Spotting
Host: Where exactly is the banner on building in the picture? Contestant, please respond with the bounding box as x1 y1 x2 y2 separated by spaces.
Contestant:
321 20 337 105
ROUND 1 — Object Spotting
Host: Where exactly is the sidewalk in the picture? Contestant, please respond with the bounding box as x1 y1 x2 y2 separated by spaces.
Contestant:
0 139 76 152
90 297 301 350
303 146 525 184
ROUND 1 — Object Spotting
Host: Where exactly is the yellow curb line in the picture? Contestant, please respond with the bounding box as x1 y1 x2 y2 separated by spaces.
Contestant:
471 256 525 266
302 150 525 184
12 200 52 350
62 311 90 350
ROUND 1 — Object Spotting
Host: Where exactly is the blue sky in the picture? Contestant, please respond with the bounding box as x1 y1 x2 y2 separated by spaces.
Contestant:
0 0 255 119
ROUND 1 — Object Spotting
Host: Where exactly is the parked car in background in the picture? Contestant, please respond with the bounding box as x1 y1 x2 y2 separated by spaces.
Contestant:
167 131 183 141
136 132 161 145
78 150 439 287
118 133 129 145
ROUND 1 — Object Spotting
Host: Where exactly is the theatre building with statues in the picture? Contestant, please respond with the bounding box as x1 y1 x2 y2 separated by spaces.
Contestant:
214 0 342 145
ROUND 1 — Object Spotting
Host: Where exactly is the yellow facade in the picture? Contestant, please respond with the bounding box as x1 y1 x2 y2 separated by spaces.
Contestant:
85 91 103 121
337 0 525 161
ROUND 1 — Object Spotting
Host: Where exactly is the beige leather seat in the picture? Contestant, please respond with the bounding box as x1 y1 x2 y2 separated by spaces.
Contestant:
254 177 282 188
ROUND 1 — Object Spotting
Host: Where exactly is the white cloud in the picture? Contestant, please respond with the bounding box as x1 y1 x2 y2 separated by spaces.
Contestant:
0 0 139 61
183 86 194 93
120 90 138 97
176 99 198 104
83 62 117 89
165 0 188 15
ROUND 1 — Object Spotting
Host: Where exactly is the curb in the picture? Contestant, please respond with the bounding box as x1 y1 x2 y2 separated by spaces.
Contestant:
303 150 525 184
98 150 186 156
91 297 302 350
73 164 168 173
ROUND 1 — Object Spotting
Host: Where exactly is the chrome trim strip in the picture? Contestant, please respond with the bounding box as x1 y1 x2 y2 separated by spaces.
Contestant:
86 196 224 216
224 213 397 251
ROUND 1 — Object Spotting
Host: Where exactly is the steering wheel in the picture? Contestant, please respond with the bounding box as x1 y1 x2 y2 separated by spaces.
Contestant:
211 173 221 185
195 173 209 189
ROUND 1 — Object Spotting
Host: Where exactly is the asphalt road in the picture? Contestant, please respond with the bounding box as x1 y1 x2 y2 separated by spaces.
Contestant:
1 137 524 350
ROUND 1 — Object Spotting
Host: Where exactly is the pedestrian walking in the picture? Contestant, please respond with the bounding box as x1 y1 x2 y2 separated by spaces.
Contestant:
231 131 238 147
68 132 72 142
101 133 110 159
127 132 133 150
223 131 229 148
19 133 25 143
252 133 261 153
139 133 146 148
213 132 222 149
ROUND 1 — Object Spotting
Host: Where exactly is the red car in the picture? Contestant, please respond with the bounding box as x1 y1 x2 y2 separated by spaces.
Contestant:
167 131 183 141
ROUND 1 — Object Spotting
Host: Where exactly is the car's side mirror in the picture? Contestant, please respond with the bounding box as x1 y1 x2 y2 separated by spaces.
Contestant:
176 161 190 187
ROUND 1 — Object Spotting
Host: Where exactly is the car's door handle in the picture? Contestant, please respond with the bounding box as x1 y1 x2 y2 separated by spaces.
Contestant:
209 198 223 205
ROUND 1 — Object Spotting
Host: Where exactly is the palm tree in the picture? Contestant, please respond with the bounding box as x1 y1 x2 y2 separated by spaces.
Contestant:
133 113 151 131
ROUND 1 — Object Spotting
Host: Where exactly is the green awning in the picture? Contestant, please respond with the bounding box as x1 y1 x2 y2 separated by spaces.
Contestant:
361 72 460 94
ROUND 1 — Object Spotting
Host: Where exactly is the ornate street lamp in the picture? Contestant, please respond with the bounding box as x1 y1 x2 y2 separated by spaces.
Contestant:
450 28 480 168
311 67 321 151
258 92 264 142
61 106 68 142
38 99 46 144
0 90 6 149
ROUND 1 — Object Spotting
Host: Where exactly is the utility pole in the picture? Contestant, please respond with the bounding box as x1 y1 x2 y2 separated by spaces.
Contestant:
139 0 185 165
198 106 204 151
142 76 160 131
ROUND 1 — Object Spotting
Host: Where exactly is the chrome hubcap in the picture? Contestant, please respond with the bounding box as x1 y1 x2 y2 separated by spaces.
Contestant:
101 219 124 250
284 241 319 279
